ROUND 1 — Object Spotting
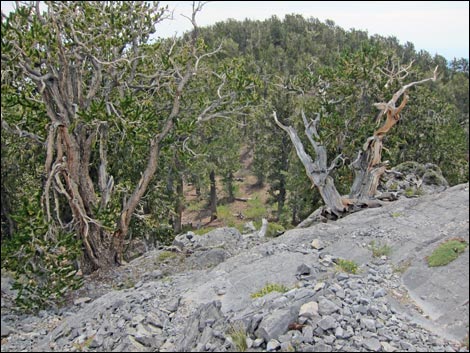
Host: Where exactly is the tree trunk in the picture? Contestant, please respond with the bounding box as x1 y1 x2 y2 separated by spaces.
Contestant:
350 93 409 199
277 135 289 220
194 175 202 198
209 170 217 221
226 172 235 203
174 173 184 234
273 111 346 217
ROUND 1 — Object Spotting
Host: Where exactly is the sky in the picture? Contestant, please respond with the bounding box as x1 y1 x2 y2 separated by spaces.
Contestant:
1 1 468 60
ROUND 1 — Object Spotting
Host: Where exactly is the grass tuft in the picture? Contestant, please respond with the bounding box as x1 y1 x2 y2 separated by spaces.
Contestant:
335 259 359 274
426 239 467 267
227 322 248 352
370 240 392 258
157 251 179 262
251 283 289 298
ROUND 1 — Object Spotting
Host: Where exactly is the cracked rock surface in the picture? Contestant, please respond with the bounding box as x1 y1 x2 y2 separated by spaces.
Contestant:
1 183 468 352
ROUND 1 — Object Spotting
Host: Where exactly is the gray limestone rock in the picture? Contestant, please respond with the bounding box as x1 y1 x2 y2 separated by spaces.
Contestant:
266 339 281 351
299 301 319 319
318 316 337 331
1 321 13 337
297 263 312 276
318 298 340 316
256 307 298 341
362 337 382 351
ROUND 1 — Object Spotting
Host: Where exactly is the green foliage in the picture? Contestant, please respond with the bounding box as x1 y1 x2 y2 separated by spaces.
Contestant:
187 200 206 212
227 322 248 352
1 196 83 312
250 283 290 298
2 5 468 306
216 205 236 227
194 227 213 236
426 239 468 267
369 240 392 258
394 162 427 177
245 197 267 220
404 187 424 197
157 251 179 262
266 223 285 237
335 259 360 274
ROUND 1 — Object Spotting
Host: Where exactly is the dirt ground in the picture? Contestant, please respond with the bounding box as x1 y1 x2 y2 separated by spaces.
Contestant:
180 146 272 231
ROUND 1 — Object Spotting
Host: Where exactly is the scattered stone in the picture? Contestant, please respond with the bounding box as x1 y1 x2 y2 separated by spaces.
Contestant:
314 342 333 352
252 338 264 348
373 288 387 298
1 187 467 353
318 298 340 315
245 337 253 349
302 325 314 344
361 318 377 332
363 337 382 351
256 307 298 341
266 339 281 351
381 341 397 352
1 321 13 337
297 263 312 276
73 297 92 305
313 282 325 292
400 340 416 351
299 301 319 319
334 326 344 339
280 341 294 351
318 316 337 331
311 239 324 250
149 270 163 279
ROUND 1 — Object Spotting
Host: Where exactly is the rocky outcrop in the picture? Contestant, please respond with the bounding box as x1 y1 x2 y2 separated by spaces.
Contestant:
1 184 468 352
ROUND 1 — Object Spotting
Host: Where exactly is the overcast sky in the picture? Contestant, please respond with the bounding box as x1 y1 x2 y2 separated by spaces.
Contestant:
1 1 468 60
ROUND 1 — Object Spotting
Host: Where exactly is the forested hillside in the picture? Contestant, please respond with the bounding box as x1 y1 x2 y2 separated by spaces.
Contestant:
1 2 468 310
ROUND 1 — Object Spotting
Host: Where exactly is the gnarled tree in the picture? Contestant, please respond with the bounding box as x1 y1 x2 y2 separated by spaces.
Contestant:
2 1 250 272
274 65 438 223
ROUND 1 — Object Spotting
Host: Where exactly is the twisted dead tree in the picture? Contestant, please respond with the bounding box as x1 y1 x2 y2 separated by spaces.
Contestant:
275 65 438 225
350 66 438 200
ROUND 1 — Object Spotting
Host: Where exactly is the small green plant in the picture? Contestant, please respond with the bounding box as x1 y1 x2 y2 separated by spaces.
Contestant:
187 200 206 212
227 322 248 352
158 251 179 262
335 259 359 274
266 222 285 237
426 239 468 267
370 240 392 258
245 197 267 220
391 212 404 218
194 227 213 236
216 205 236 226
404 187 424 197
251 283 289 298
